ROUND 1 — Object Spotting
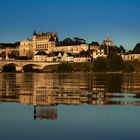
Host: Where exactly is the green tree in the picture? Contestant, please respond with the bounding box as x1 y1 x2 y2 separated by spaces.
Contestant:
63 38 73 46
119 45 126 53
91 41 99 46
107 54 123 71
0 42 20 48
127 50 133 54
57 62 73 73
93 57 107 72
123 63 135 73
73 37 86 45
82 62 91 72
8 50 19 59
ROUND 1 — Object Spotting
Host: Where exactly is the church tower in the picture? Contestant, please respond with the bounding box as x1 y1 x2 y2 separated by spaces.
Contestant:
32 31 37 54
48 35 56 52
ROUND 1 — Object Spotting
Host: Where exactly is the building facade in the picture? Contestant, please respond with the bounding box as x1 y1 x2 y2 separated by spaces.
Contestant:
19 40 32 57
32 32 57 53
1 31 139 62
122 54 140 61
18 32 89 61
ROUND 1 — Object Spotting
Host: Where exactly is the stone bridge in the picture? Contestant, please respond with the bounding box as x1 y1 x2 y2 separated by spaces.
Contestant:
0 60 61 72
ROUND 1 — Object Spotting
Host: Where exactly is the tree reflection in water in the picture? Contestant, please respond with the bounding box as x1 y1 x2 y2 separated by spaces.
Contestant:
0 73 140 121
106 74 122 93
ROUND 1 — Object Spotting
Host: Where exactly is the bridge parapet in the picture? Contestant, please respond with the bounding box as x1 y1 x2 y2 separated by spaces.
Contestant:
0 60 61 72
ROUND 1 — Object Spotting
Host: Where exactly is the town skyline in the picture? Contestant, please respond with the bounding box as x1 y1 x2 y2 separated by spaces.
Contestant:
0 30 139 51
0 0 140 50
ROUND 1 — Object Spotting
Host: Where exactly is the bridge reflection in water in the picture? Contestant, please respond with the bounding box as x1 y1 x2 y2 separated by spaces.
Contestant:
0 73 140 120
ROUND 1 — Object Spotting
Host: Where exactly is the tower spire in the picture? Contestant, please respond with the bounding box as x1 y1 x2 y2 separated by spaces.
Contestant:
33 30 37 36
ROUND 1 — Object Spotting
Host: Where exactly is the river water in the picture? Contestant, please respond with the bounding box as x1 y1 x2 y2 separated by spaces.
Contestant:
0 73 140 140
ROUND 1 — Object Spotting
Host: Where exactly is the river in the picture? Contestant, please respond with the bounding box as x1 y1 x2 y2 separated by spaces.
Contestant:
0 73 140 140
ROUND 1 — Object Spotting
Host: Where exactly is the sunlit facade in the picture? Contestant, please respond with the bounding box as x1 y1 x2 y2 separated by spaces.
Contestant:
0 32 139 62
18 32 89 61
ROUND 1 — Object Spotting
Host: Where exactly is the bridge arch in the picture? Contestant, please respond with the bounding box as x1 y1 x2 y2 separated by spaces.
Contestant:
23 63 42 68
41 63 60 72
0 60 61 72
23 64 42 72
2 63 18 72
42 64 54 70
2 63 19 67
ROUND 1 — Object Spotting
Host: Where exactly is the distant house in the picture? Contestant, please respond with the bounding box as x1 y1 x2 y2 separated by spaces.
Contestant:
62 52 74 62
73 50 91 62
34 51 48 61
89 44 99 51
122 54 140 61
47 52 64 62
93 48 107 59
122 43 140 61
54 44 89 54
19 40 32 57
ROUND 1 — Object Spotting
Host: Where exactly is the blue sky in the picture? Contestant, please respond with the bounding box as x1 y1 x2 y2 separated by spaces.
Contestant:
0 0 140 50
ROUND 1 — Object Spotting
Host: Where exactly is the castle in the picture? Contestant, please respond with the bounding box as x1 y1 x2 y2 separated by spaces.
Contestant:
19 31 90 62
0 31 139 62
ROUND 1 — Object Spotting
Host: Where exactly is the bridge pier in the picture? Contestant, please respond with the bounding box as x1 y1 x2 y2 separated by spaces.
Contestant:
16 66 23 72
0 67 3 72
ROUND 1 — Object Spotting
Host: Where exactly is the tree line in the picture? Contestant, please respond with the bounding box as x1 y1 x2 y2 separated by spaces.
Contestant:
82 54 135 73
0 42 20 48
56 37 86 46
55 54 135 73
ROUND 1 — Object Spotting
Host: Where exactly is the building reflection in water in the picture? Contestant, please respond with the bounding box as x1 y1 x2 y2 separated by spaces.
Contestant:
0 73 140 120
34 106 57 120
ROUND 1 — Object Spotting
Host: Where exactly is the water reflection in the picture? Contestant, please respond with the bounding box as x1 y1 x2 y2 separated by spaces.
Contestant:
34 106 57 120
0 73 140 120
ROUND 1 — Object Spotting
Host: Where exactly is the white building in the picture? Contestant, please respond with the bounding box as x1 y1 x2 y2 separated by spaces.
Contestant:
122 54 140 61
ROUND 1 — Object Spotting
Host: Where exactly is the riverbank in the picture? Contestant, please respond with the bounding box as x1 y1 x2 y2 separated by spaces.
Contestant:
1 61 140 73
42 61 140 73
